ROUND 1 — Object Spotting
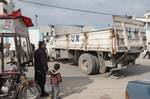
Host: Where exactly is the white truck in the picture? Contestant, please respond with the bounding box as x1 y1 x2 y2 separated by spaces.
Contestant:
52 16 145 74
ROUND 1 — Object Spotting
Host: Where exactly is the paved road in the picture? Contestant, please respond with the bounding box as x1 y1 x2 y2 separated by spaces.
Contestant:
26 54 150 99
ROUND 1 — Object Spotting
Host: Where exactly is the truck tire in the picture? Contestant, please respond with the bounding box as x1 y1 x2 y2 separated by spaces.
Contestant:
99 54 107 74
78 53 96 75
92 55 100 74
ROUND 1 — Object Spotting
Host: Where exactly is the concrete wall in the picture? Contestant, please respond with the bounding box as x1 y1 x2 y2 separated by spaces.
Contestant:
0 0 14 14
0 3 4 14
6 0 14 14
145 23 150 44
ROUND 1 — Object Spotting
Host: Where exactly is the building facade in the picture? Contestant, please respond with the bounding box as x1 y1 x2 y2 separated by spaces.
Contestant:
0 0 14 14
134 11 150 45
144 12 150 44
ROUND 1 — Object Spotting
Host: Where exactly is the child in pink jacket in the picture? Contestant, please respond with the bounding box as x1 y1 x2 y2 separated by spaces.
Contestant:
50 63 62 99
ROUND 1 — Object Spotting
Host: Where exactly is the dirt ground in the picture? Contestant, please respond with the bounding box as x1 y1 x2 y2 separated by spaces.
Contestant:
20 54 150 99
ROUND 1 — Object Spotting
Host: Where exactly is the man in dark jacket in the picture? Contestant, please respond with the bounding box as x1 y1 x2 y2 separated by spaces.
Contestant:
34 41 49 97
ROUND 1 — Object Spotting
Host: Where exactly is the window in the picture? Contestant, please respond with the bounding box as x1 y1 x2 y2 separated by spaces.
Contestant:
1 37 18 71
20 37 30 63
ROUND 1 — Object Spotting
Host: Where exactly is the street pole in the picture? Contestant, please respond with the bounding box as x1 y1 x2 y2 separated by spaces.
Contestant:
35 14 38 28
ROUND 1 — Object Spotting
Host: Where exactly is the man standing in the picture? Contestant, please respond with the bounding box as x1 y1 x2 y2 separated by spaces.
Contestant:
34 41 49 97
143 42 150 59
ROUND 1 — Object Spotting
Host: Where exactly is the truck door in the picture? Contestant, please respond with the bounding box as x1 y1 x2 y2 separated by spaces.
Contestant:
113 16 144 51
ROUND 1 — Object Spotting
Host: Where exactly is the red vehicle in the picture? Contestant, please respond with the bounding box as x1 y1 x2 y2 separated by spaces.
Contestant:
0 61 41 99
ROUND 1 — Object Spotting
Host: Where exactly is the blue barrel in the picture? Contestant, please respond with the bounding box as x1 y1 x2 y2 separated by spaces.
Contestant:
126 80 150 99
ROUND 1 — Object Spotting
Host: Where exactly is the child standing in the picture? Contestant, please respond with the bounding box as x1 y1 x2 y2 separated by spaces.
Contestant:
50 63 62 99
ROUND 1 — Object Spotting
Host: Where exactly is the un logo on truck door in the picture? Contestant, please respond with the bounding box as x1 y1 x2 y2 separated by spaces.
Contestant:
71 34 80 42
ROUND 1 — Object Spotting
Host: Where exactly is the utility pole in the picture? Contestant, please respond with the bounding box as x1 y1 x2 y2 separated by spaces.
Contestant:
35 14 38 28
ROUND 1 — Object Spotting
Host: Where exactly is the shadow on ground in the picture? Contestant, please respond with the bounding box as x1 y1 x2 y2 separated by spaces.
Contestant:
11 77 93 99
109 64 150 79
60 77 93 98
100 94 112 99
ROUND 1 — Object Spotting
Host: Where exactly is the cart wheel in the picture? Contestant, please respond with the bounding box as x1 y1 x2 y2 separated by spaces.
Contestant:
18 83 41 99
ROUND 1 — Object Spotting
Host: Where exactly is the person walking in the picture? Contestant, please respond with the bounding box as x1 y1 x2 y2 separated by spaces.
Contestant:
34 41 49 97
143 42 150 59
50 63 62 99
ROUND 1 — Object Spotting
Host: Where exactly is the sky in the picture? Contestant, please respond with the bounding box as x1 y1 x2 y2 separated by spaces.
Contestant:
13 0 150 28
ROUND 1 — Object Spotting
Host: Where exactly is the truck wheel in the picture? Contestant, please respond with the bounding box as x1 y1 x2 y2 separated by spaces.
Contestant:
99 54 107 74
92 55 100 74
78 53 96 75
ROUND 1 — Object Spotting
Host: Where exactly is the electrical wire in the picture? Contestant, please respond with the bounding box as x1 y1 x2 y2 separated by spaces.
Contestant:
18 0 118 16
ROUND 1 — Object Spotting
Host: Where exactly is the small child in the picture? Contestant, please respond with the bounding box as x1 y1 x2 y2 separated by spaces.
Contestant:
50 63 62 99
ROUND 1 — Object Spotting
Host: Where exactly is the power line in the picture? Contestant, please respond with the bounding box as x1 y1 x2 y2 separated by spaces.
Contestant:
18 0 117 16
